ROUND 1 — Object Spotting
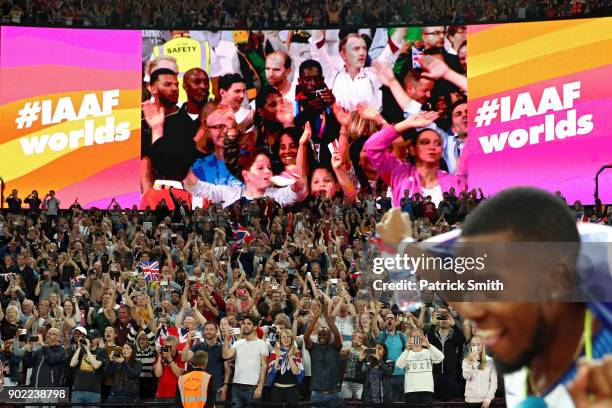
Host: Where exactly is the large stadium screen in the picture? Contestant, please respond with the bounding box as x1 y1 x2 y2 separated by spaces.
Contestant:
1 18 610 209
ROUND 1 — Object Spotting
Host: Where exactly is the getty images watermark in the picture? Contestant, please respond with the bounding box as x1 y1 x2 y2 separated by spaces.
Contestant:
370 252 505 292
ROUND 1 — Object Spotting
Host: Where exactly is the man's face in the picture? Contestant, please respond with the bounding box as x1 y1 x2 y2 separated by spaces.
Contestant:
451 103 468 135
298 67 324 95
152 74 179 106
340 36 367 69
220 82 246 110
39 301 50 315
451 231 551 374
204 324 217 339
118 307 129 321
317 327 331 345
16 255 25 267
385 314 396 330
458 46 467 72
184 317 196 331
46 330 60 346
265 54 290 88
407 77 434 105
183 69 209 104
241 319 254 336
422 26 446 48
104 327 116 343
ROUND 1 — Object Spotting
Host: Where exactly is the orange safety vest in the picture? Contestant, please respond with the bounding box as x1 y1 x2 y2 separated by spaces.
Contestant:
178 370 214 408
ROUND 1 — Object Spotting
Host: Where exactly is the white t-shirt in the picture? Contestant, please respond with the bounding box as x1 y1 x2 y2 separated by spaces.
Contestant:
232 338 269 385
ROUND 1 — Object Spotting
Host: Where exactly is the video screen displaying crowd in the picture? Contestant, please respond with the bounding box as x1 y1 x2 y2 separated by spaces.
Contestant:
1 0 610 28
140 27 468 213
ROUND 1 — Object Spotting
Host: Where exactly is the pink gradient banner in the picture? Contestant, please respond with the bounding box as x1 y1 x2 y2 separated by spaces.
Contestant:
467 68 612 204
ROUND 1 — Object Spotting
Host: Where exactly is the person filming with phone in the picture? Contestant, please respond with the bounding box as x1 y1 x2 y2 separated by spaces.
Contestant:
69 329 107 407
154 335 184 403
424 306 465 401
463 335 497 408
395 328 444 407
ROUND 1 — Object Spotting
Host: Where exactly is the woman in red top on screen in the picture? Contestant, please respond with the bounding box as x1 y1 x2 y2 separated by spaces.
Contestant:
363 112 466 207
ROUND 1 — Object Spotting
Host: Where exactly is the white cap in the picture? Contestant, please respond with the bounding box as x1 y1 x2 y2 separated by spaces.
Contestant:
73 326 87 335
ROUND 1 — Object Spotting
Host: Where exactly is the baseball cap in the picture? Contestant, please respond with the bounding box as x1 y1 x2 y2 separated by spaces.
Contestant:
73 326 87 336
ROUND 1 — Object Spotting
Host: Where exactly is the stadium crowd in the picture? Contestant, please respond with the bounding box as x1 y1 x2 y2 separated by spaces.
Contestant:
1 0 610 27
0 183 506 407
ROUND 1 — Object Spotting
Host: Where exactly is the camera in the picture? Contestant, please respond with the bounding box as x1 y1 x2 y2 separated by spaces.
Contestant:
298 309 309 317
437 313 449 321
79 338 87 346
154 306 164 315
161 345 170 353
113 351 122 358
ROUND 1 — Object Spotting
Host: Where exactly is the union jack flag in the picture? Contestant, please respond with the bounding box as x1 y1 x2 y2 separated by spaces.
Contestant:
232 223 253 244
140 261 160 281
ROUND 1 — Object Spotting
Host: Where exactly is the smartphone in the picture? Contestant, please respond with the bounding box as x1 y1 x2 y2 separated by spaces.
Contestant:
231 328 241 335
271 285 278 290
329 278 338 284
264 277 271 282
365 348 375 355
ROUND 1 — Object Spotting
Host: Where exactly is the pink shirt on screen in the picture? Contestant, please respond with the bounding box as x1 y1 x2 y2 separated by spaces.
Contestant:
364 126 466 207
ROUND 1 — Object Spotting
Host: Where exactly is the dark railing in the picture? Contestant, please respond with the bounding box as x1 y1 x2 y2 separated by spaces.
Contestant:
0 399 508 407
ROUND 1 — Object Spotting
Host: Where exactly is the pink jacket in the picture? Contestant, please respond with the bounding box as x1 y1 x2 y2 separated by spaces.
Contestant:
462 357 498 404
364 126 466 207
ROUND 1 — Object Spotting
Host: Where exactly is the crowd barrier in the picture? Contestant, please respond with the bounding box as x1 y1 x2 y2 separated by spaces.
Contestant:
0 399 508 407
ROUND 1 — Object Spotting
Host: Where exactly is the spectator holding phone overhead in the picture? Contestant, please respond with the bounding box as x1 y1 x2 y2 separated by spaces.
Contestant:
69 329 107 407
222 315 269 408
425 306 465 401
396 328 444 407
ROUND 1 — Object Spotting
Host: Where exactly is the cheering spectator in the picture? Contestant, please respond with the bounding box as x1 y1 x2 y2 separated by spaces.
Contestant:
267 328 304 404
309 28 406 111
304 301 343 406
222 315 269 408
